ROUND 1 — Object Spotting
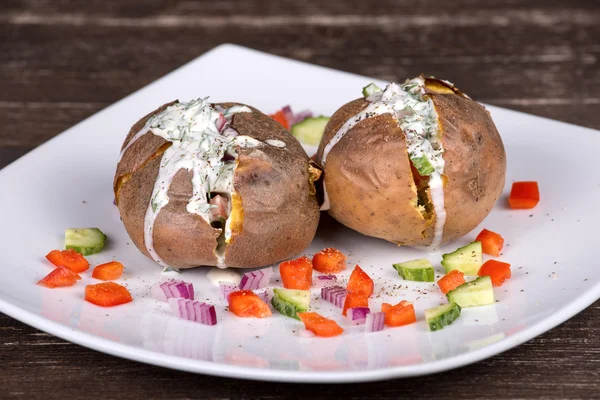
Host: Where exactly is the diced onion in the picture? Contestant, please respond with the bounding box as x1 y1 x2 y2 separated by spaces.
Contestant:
239 267 273 290
168 298 217 326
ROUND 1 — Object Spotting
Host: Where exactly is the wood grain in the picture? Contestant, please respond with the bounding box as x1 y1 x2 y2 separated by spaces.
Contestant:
0 0 599 398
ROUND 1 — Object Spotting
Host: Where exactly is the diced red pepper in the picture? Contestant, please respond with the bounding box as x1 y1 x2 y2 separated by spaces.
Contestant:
509 181 539 209
37 266 81 288
297 312 344 337
342 292 369 316
279 256 313 290
85 282 133 307
269 110 290 130
346 265 374 296
478 260 512 286
437 270 466 294
381 301 416 327
92 261 124 281
228 290 272 318
476 229 504 257
46 249 90 273
312 248 347 274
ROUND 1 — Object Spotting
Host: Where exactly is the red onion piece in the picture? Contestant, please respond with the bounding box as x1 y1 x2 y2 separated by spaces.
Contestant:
313 274 338 288
365 311 385 333
152 279 195 302
216 113 227 132
168 298 217 326
292 110 313 125
347 307 370 325
239 267 273 290
281 105 294 125
321 285 348 309
254 289 272 303
219 283 238 302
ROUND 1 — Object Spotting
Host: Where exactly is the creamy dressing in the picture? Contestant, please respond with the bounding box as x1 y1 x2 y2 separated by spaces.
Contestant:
206 267 242 286
321 78 448 246
265 139 286 148
120 98 259 268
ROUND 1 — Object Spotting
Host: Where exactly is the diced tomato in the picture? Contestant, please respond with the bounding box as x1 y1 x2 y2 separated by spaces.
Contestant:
476 229 504 257
312 248 347 274
478 260 512 286
346 265 374 296
437 270 466 294
46 249 90 273
509 181 540 209
269 110 290 130
37 266 81 288
279 256 313 290
381 301 417 327
297 312 344 337
228 290 272 318
92 261 124 281
85 282 133 307
342 292 369 316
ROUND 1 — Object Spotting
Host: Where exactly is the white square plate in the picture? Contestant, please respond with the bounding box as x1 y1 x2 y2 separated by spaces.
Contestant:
1 44 598 383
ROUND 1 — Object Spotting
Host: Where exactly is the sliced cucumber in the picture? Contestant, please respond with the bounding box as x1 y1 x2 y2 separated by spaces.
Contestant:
362 83 383 97
271 288 310 320
441 241 482 276
447 276 494 307
65 228 106 255
425 302 461 331
392 258 435 282
290 116 330 146
410 154 435 176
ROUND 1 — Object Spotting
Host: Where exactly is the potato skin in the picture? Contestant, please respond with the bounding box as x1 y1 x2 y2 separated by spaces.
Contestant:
114 102 320 268
316 79 506 246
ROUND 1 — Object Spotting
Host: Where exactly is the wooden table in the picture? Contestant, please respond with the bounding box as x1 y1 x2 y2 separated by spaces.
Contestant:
1 1 599 398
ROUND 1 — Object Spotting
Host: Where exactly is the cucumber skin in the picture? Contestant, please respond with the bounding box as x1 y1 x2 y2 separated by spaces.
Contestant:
362 83 383 97
441 241 482 276
65 228 106 256
426 303 461 331
446 276 494 307
393 264 435 282
271 290 309 320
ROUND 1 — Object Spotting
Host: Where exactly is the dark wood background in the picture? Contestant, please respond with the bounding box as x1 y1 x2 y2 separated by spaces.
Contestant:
1 0 599 398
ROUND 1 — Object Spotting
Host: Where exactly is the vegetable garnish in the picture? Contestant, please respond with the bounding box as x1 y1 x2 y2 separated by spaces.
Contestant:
320 286 348 309
152 279 195 302
239 267 274 290
85 282 133 307
313 274 338 288
65 228 106 256
447 276 495 307
365 312 385 333
312 248 347 274
228 290 272 318
509 181 540 209
271 288 310 320
92 261 124 281
437 270 466 294
347 307 370 325
168 298 217 326
297 312 344 337
393 259 435 282
269 105 315 132
280 256 313 290
475 229 504 257
269 110 290 130
381 301 416 327
425 303 461 331
342 292 369 316
46 249 90 273
346 265 374 296
441 241 483 276
37 266 81 288
478 260 512 287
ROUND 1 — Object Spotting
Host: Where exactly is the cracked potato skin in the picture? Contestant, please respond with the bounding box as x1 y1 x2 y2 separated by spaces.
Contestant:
316 79 506 246
114 102 320 269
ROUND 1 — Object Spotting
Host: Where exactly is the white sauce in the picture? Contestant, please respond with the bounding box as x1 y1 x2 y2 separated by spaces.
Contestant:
265 139 286 148
206 267 242 286
321 78 448 246
119 98 258 268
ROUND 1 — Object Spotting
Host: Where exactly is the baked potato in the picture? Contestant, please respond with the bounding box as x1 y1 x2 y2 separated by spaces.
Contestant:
316 76 506 247
114 99 321 269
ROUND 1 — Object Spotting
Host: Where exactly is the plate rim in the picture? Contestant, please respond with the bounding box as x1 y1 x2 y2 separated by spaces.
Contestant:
1 43 599 383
